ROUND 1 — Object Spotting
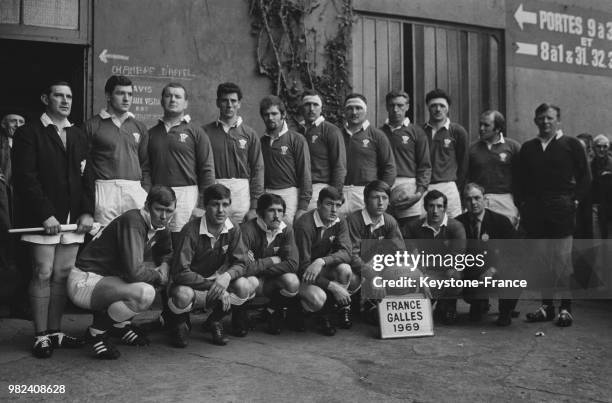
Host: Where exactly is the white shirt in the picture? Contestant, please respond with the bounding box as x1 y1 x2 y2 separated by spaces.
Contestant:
161 114 191 133
256 217 287 246
344 120 371 136
384 117 411 131
199 216 234 248
218 116 243 134
40 113 72 148
265 121 289 145
539 130 564 151
313 210 340 238
486 132 506 150
425 118 450 139
99 108 135 128
361 209 385 233
421 213 448 237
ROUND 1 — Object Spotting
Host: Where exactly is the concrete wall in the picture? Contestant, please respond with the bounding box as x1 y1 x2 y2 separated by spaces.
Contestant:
92 0 271 131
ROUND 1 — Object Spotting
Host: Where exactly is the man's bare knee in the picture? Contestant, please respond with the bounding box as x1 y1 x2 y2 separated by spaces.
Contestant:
32 264 53 286
334 263 353 285
280 273 300 293
300 285 326 312
132 283 156 310
231 277 251 299
170 286 194 309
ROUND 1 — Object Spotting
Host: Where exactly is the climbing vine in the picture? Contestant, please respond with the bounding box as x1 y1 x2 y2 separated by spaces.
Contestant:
249 0 353 125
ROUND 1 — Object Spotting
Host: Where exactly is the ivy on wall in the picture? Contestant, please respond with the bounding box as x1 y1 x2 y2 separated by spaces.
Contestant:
249 0 353 125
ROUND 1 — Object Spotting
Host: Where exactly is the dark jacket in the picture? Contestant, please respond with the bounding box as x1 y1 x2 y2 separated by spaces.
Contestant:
12 118 93 228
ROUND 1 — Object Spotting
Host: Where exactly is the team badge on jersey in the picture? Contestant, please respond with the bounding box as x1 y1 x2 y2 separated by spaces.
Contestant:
499 152 507 162
179 133 188 143
329 235 336 242
481 233 490 242
443 138 451 148
222 245 228 254
362 139 370 148
238 139 247 149
280 146 288 155
273 246 280 253
402 135 410 144
133 132 141 143
80 159 86 176
311 135 318 144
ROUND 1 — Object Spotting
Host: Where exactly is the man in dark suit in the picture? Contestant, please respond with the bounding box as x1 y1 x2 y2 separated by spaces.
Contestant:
456 183 517 325
12 80 94 358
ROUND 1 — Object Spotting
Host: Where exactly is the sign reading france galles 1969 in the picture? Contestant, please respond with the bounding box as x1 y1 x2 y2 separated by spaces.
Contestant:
507 0 612 77
378 296 434 339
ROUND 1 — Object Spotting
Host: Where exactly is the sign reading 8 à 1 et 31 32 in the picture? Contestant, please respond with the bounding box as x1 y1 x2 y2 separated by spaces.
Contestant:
507 0 612 76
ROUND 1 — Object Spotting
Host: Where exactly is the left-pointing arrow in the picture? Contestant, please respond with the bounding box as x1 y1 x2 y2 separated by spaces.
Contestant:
514 3 537 30
516 42 538 56
98 49 129 63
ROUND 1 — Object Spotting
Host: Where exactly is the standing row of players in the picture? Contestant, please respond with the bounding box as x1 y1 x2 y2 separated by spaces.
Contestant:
11 75 588 358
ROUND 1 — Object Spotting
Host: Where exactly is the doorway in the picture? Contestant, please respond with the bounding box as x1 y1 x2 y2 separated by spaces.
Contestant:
0 39 86 125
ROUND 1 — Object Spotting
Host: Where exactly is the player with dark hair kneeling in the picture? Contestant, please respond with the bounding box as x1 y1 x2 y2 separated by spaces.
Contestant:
295 187 352 336
240 193 300 334
347 180 406 325
67 185 176 359
166 184 251 347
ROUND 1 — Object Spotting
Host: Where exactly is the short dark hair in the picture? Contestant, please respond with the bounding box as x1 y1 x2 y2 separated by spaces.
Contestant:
162 82 188 100
256 193 286 217
146 185 177 207
217 82 243 100
463 183 485 199
534 103 561 120
43 80 71 96
104 75 133 94
318 186 344 204
344 93 367 105
204 184 231 205
425 88 451 106
385 90 410 104
481 110 505 132
260 95 286 116
364 180 391 199
424 189 447 208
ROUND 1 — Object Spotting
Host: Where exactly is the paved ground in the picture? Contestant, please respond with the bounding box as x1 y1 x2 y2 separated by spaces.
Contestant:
0 299 611 403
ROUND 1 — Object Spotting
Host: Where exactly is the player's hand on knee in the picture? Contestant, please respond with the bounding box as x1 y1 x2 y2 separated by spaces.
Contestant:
303 259 324 284
209 273 231 300
43 216 61 235
76 213 94 234
156 263 170 286
328 282 351 306
221 291 231 312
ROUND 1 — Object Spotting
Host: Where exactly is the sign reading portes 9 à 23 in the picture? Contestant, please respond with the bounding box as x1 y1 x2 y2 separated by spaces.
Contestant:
507 0 612 77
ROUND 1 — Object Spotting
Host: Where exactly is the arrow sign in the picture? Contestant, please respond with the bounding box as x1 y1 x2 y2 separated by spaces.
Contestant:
98 49 129 63
516 42 538 56
514 3 537 30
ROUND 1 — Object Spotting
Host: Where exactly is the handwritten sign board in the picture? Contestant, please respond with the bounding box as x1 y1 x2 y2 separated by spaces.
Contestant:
378 295 434 339
507 0 612 77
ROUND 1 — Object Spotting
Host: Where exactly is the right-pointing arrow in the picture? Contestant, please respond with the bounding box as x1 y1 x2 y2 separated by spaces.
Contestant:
516 42 538 56
514 3 537 30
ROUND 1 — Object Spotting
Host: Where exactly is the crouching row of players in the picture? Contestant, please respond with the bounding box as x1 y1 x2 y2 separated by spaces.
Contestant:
66 182 406 359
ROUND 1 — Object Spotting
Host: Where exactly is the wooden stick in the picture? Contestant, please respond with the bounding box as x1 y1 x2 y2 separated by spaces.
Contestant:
9 224 78 234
